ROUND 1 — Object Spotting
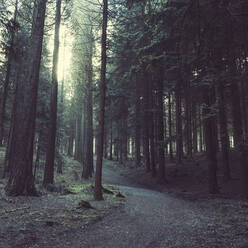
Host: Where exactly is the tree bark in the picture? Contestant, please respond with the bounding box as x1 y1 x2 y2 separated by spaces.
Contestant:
0 0 18 146
143 76 150 172
150 86 156 176
199 105 203 152
192 99 198 154
109 115 113 160
43 0 62 186
185 86 192 158
217 81 231 181
229 58 243 148
94 0 108 200
82 57 94 179
202 86 219 194
168 93 173 160
135 75 141 167
6 0 47 196
176 84 183 164
157 71 166 183
67 120 74 157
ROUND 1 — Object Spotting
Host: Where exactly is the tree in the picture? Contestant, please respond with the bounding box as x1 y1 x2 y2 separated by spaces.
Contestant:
6 0 48 196
43 0 62 186
82 28 94 179
94 0 108 200
0 0 19 146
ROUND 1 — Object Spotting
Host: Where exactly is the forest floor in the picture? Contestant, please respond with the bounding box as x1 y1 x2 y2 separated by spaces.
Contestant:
109 151 245 200
0 150 125 248
0 149 248 247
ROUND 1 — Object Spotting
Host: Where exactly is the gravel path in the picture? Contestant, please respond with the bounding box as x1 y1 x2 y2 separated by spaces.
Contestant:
2 163 247 248
63 167 248 248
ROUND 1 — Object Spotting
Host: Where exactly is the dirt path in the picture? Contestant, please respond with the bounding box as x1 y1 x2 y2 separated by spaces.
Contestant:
60 166 248 248
1 162 248 248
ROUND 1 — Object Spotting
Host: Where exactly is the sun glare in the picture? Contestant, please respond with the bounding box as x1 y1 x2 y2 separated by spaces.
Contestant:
48 25 73 84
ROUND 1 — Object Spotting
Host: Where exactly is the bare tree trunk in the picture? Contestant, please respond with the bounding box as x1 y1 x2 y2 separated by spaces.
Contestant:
94 0 108 200
74 113 82 161
168 93 173 160
2 112 14 178
157 71 166 183
202 86 219 194
199 105 203 152
185 86 192 158
192 99 198 154
109 115 113 160
150 87 156 176
0 0 18 146
34 131 42 180
240 80 248 138
143 77 150 172
6 0 47 196
135 76 141 167
104 129 108 159
82 53 94 179
43 0 62 186
176 84 183 164
229 58 243 148
67 120 74 156
217 81 231 181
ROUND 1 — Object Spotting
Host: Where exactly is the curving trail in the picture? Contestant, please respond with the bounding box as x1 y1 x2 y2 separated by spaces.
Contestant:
68 166 247 248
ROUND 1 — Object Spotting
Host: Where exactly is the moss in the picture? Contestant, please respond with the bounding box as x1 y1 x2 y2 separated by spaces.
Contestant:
69 184 91 194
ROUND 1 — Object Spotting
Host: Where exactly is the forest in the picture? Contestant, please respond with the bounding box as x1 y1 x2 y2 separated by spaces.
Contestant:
0 0 248 247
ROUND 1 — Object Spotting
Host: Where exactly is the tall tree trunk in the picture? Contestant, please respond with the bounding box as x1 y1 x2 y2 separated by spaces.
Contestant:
143 76 150 172
2 110 14 178
199 105 203 152
74 113 82 161
109 115 113 160
217 81 231 181
168 93 173 160
67 120 74 157
176 84 183 164
135 76 141 167
81 103 87 163
43 0 62 186
240 80 248 139
157 70 166 183
229 58 243 148
0 0 18 146
202 86 219 194
34 131 42 179
123 118 128 161
230 82 243 148
94 0 108 200
104 129 108 159
6 0 47 196
82 55 94 179
150 87 156 176
185 86 192 158
192 98 198 154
